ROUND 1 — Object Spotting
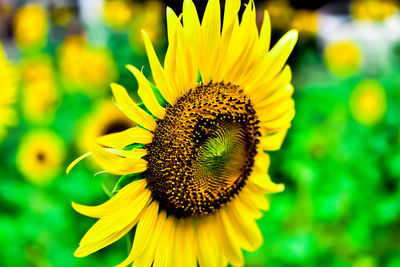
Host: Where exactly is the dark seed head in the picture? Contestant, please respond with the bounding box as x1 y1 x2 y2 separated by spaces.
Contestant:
144 82 260 218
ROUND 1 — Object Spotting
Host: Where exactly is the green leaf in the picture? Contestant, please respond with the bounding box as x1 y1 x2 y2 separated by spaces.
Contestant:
149 82 168 107
112 174 143 194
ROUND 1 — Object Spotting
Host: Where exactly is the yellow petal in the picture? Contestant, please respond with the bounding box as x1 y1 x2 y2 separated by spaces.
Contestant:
142 30 178 105
74 189 151 257
72 180 146 218
66 152 92 174
133 211 167 267
115 201 159 267
96 126 153 150
196 217 224 267
199 0 220 82
259 129 289 151
111 83 157 131
242 186 270 211
74 218 137 258
173 218 196 267
245 30 298 90
183 0 200 62
237 192 262 219
153 216 175 267
259 10 271 55
248 170 285 194
91 143 147 175
252 65 292 105
126 65 166 119
165 7 197 96
214 211 244 266
225 201 263 251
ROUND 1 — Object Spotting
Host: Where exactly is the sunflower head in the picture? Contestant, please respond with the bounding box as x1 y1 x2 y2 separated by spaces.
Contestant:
20 56 60 125
324 40 363 78
17 129 66 186
69 0 297 266
349 79 387 126
13 3 48 50
58 35 117 94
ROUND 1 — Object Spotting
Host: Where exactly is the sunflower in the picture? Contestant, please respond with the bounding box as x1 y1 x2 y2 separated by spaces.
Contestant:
13 3 48 50
58 35 117 95
69 0 297 266
17 129 66 186
20 56 60 125
324 40 362 78
0 43 18 142
76 100 136 168
349 79 387 126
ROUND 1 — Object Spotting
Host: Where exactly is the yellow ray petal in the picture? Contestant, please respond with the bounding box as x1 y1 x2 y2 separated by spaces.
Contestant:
231 196 261 220
259 129 289 151
142 30 178 105
183 0 200 62
72 179 147 218
74 218 137 258
237 191 263 219
90 142 147 175
133 211 167 267
66 152 92 174
242 186 270 211
111 83 157 131
78 189 151 245
252 65 292 105
165 7 197 96
196 217 224 267
96 126 153 150
126 65 166 119
259 10 271 55
245 30 297 90
153 215 175 267
173 218 196 267
115 201 159 267
225 200 263 251
248 170 285 194
214 211 244 266
199 0 220 82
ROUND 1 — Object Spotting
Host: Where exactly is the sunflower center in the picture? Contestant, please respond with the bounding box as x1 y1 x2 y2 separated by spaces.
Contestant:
144 82 260 218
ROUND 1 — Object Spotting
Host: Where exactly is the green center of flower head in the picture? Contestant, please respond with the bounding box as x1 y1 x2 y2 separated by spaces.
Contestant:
144 82 260 218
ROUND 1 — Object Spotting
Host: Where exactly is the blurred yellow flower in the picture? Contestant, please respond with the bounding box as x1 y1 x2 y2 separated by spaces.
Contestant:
0 43 18 142
13 3 48 50
16 129 66 186
351 0 399 21
324 40 362 78
264 0 295 31
76 100 136 159
349 79 387 126
103 0 133 29
21 56 60 124
291 9 318 37
58 35 117 95
129 1 165 53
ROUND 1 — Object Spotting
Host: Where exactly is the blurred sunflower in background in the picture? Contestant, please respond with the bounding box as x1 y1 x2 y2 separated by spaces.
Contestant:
69 0 297 266
20 56 60 125
324 40 363 78
349 79 387 126
13 3 48 51
76 100 136 168
16 129 66 186
0 43 18 143
58 35 117 95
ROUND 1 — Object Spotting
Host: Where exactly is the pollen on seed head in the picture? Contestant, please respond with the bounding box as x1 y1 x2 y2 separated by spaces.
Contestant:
144 82 260 218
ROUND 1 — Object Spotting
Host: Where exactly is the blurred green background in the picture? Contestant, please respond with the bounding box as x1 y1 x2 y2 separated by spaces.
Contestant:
1 0 400 266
